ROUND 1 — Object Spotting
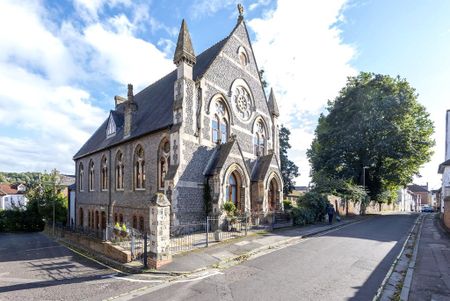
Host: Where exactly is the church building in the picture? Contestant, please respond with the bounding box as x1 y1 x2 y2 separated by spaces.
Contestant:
73 7 283 232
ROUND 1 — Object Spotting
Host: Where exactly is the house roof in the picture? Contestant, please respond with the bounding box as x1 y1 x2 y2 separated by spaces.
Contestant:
204 141 235 176
73 37 228 160
407 184 429 193
251 153 273 181
0 183 18 195
438 158 450 174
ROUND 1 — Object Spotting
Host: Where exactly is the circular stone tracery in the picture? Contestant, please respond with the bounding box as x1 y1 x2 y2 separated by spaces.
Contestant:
232 86 253 121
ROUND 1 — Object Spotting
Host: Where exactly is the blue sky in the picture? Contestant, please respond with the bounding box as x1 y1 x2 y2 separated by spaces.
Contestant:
0 0 448 189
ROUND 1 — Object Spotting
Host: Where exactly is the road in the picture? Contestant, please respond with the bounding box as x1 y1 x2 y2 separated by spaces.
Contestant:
0 232 163 301
129 214 417 301
0 214 417 301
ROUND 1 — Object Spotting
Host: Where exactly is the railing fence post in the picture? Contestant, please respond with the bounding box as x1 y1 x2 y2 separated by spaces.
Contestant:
206 216 209 248
143 232 148 269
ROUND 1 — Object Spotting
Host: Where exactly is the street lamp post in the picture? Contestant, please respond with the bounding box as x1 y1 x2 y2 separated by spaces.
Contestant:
362 166 369 188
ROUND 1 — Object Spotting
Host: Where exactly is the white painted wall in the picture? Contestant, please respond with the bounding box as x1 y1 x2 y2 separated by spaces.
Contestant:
0 194 28 210
69 190 76 226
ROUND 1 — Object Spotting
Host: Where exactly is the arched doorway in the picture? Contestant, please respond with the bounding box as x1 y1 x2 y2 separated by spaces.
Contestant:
268 178 279 211
226 171 242 212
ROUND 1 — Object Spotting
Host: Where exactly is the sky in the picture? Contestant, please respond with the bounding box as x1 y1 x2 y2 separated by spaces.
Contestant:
0 0 449 190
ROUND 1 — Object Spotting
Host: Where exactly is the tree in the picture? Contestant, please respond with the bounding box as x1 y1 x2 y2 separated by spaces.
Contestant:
308 72 434 204
280 125 300 194
26 169 68 225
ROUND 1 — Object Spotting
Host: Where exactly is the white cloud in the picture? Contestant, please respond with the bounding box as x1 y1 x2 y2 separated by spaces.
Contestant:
0 0 176 175
0 1 78 84
249 0 271 11
190 0 238 19
0 61 106 174
83 19 173 90
249 0 357 185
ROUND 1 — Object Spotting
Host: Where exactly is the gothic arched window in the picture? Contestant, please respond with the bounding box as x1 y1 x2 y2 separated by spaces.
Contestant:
79 163 84 192
254 120 266 156
115 151 124 190
134 145 145 189
88 160 94 191
101 155 108 191
158 139 170 190
211 99 229 144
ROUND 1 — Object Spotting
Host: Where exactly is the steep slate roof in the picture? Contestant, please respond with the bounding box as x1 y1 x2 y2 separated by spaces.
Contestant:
407 184 429 193
251 153 274 181
438 158 450 174
204 141 236 176
74 37 228 159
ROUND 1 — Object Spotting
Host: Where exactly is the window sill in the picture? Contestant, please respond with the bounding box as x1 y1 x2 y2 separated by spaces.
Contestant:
101 189 108 192
116 188 124 192
135 188 146 191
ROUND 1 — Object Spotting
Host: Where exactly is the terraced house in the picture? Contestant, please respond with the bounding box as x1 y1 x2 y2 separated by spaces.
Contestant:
73 9 283 232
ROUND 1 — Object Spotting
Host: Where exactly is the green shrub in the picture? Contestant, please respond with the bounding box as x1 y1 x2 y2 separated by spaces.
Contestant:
291 207 315 226
297 192 329 222
222 201 236 217
283 200 293 211
0 209 44 232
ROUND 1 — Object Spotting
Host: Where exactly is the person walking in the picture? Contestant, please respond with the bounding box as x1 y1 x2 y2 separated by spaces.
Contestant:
327 205 335 225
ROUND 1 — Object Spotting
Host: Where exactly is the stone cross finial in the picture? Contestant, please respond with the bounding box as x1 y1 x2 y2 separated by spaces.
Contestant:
237 4 244 21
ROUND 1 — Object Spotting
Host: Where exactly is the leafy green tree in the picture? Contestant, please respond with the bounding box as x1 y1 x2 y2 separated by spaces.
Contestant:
308 72 434 204
26 169 68 225
280 125 300 194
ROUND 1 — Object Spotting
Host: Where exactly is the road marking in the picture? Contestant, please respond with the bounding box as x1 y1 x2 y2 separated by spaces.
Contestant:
173 270 222 283
101 274 165 283
60 241 125 274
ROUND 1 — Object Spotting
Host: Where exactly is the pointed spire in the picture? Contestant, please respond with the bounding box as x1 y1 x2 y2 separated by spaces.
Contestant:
173 19 196 66
268 88 280 117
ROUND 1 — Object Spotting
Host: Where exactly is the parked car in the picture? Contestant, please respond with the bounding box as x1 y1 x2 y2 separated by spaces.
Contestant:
421 205 433 213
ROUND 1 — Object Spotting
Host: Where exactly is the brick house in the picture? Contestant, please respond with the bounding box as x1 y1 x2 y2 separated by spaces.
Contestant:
73 11 283 232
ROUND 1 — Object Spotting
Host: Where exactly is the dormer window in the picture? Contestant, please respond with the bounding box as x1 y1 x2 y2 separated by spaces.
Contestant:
106 114 116 138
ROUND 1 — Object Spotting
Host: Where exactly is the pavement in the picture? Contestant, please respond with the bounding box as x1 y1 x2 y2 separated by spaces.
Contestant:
408 213 450 301
121 213 418 301
156 215 366 273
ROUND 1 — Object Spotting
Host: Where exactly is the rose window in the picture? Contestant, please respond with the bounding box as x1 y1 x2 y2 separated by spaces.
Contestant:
232 86 252 121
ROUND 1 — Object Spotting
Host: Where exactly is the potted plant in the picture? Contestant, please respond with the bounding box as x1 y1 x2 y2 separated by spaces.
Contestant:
222 201 237 231
113 222 121 236
120 223 128 238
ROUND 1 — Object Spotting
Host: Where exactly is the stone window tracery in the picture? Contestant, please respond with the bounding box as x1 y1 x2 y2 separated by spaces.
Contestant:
158 140 170 190
88 160 94 191
101 156 108 191
211 98 229 144
134 145 145 189
254 119 266 156
237 46 249 67
232 86 253 121
115 151 124 190
79 163 84 192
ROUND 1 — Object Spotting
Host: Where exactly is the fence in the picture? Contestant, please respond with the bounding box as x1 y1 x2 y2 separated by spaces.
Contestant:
169 215 249 254
107 225 145 261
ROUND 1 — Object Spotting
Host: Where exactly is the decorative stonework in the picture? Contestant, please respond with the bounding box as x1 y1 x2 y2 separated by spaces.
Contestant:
232 86 253 121
148 193 172 269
